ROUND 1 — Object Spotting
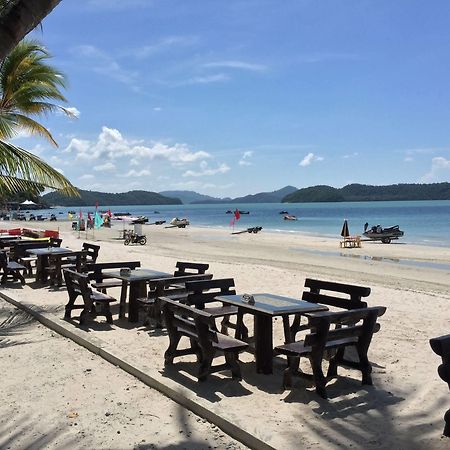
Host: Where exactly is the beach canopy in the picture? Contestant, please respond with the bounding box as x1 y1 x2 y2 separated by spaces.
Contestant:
20 200 37 205
340 219 350 238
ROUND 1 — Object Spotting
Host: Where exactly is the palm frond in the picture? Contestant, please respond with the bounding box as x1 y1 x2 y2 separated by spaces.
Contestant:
0 139 79 196
7 113 57 146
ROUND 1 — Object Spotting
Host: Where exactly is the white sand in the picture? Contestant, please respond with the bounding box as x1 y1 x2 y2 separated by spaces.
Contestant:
2 219 450 449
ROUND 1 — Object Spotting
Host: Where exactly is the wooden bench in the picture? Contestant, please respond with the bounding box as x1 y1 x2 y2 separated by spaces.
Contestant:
0 252 26 285
63 268 117 325
430 334 450 436
286 278 372 342
183 278 243 336
85 261 141 293
340 236 361 248
275 306 386 398
139 273 214 326
160 297 248 381
10 240 52 276
47 250 88 287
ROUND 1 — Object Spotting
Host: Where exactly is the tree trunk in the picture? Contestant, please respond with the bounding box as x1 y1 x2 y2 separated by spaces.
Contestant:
0 0 62 61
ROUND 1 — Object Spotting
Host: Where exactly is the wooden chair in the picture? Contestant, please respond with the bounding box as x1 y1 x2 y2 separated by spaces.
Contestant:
0 252 26 285
160 297 247 381
85 261 141 293
275 306 386 398
49 237 63 247
286 278 372 343
430 334 450 436
63 268 117 325
48 251 88 287
11 241 52 276
183 278 241 336
81 243 100 263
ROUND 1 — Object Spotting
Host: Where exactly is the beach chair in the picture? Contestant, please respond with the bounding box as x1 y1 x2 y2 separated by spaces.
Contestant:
160 297 247 381
0 251 26 285
275 306 386 398
63 268 117 325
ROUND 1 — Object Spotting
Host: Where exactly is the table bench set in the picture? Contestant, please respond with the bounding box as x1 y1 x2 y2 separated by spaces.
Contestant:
59 257 387 399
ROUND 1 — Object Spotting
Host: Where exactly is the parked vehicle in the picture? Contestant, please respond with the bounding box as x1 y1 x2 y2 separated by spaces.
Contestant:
124 232 147 245
363 224 404 244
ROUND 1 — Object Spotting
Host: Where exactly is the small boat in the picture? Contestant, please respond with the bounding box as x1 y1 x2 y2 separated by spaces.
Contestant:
114 212 131 216
131 216 149 224
170 217 190 228
239 211 250 214
226 210 233 214
283 215 297 221
279 211 289 214
363 224 404 244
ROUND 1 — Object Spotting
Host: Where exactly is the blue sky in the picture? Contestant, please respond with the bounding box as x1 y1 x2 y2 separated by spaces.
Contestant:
12 0 450 197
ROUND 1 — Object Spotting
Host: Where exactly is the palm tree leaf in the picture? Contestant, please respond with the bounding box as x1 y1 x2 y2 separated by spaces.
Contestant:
0 139 79 196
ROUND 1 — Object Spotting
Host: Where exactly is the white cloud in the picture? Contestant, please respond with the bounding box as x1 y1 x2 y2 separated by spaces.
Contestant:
72 45 138 88
203 61 267 72
239 150 253 166
54 167 64 175
342 152 359 159
421 157 450 182
153 107 162 112
120 169 151 177
299 152 324 167
404 156 414 163
183 74 230 85
183 162 230 177
93 161 116 172
64 127 211 165
133 36 199 59
79 174 95 180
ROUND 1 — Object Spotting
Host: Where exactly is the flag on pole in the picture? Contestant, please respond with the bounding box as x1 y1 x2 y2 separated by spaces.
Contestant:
94 211 103 229
234 209 240 221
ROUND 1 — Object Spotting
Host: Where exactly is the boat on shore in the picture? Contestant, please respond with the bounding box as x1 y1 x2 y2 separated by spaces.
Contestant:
363 224 404 244
170 217 190 228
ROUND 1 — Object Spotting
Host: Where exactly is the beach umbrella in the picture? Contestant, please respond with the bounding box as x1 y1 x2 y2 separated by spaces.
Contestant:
340 219 350 238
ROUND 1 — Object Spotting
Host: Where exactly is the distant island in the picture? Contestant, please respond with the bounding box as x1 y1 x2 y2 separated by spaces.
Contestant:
41 189 181 207
37 183 450 207
282 183 450 203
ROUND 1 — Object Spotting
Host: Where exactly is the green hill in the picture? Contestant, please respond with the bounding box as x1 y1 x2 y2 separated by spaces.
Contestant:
41 189 182 206
283 183 450 203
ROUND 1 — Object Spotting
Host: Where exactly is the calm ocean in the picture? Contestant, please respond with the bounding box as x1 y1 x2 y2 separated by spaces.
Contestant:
34 200 450 247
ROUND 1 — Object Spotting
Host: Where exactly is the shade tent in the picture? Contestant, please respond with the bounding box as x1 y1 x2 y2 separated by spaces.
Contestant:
20 200 37 205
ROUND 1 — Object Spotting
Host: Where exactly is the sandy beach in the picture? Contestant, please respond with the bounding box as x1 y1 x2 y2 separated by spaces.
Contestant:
1 219 450 449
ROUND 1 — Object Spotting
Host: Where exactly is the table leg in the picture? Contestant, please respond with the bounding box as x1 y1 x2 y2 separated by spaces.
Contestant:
128 280 146 323
254 314 273 374
119 280 128 319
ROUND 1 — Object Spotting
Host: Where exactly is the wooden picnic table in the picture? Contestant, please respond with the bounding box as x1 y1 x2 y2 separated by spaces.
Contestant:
26 247 74 283
215 293 328 374
105 268 172 322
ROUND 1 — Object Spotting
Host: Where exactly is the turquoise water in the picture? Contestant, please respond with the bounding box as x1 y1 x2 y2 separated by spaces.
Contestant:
32 200 450 247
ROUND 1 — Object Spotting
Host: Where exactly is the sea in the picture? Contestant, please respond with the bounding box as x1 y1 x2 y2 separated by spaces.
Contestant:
24 200 450 248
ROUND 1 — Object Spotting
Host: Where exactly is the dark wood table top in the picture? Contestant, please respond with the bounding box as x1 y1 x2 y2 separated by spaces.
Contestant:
26 247 73 256
106 268 172 282
215 293 328 316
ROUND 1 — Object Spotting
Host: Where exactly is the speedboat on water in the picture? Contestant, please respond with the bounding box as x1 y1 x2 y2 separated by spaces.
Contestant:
283 214 297 221
363 224 404 244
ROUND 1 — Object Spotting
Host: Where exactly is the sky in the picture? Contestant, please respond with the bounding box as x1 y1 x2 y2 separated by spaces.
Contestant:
11 0 450 197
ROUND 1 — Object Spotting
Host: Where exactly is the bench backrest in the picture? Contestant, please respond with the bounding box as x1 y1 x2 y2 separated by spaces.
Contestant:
160 296 217 347
85 261 141 282
10 241 50 260
82 243 100 263
304 306 386 349
173 261 209 277
50 250 88 273
0 251 8 271
148 273 213 298
184 278 235 309
49 237 62 247
63 268 92 300
302 278 370 309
